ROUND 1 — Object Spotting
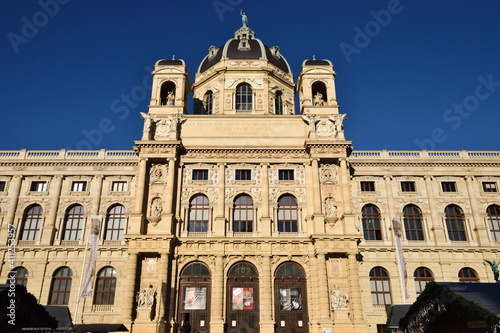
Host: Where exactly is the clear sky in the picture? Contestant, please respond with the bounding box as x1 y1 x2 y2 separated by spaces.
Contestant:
1 1 499 151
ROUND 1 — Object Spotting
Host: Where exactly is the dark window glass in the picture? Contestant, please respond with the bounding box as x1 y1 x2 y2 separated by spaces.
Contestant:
236 83 253 110
370 267 391 305
361 181 375 192
71 181 86 192
275 91 283 115
8 267 28 287
441 181 457 192
192 169 208 181
21 205 43 241
204 91 213 114
414 267 433 294
94 266 117 305
459 267 479 283
278 170 294 181
403 205 424 241
445 205 467 241
62 205 84 241
49 267 72 305
233 195 253 232
111 181 127 192
30 181 46 192
277 195 298 232
362 204 382 240
0 181 6 191
401 181 415 192
188 195 209 232
235 169 251 181
104 205 126 241
487 205 500 241
483 182 498 192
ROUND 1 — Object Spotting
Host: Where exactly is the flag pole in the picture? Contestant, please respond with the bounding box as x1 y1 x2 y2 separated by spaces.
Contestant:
74 218 91 323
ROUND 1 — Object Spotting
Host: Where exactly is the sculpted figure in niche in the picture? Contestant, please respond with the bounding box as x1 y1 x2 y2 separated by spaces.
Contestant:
302 113 320 138
314 92 324 106
151 198 162 217
140 112 156 139
325 198 337 218
330 114 347 132
166 91 174 105
330 284 349 309
137 284 156 309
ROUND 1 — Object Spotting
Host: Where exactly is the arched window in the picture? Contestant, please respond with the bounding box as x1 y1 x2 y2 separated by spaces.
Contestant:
62 205 84 241
369 267 391 305
188 195 209 232
403 205 424 241
275 91 283 115
160 81 176 105
21 205 43 241
104 205 126 241
233 194 253 232
204 91 213 114
459 267 479 283
8 267 28 287
487 205 500 241
414 267 434 295
94 266 117 305
362 204 382 240
312 81 327 106
445 205 467 241
49 267 73 305
236 83 253 111
277 195 298 232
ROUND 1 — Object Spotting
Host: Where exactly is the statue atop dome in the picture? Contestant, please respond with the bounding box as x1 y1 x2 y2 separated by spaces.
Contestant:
240 9 248 27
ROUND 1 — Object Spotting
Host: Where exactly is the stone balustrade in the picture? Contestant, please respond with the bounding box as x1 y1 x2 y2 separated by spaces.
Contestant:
0 149 137 160
350 150 500 160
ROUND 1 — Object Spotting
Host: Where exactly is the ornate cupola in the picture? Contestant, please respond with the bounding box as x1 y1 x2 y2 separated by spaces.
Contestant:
193 14 295 115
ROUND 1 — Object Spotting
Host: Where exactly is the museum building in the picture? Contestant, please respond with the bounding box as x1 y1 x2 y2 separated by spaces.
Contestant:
1 19 500 333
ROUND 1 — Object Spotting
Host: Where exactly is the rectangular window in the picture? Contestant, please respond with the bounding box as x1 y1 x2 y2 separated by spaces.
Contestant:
192 169 208 181
30 181 47 192
441 181 457 192
71 181 86 192
111 181 127 192
401 181 416 192
0 181 5 192
278 170 294 181
360 181 375 192
235 169 251 181
483 182 498 192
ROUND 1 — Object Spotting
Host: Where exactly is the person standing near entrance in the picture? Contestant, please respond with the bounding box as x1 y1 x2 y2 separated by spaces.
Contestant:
182 320 191 333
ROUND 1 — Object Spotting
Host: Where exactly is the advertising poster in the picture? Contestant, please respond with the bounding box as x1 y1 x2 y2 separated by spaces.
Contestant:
232 287 254 310
184 287 207 310
279 287 303 310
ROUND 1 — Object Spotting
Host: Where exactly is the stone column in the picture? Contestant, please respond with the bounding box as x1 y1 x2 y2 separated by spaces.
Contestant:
260 163 271 236
315 252 330 323
348 252 364 322
311 159 324 233
339 159 352 215
41 175 63 245
164 158 176 214
260 255 274 331
122 252 138 325
213 163 226 237
131 158 147 234
424 176 446 243
0 176 22 244
157 252 170 325
465 176 489 245
210 255 225 332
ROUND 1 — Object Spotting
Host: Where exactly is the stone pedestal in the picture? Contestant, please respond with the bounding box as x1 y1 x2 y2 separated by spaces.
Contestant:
132 308 157 333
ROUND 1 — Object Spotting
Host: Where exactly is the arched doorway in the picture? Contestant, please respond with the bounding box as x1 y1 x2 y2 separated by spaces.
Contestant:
226 261 259 333
274 262 308 333
178 262 211 333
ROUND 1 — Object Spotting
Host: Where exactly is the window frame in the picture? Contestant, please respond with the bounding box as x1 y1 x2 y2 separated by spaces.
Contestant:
233 194 254 233
94 266 117 305
487 205 500 241
441 181 457 192
235 169 252 181
30 181 47 192
483 182 498 193
369 267 392 305
275 91 283 115
277 195 298 233
360 181 375 192
458 267 479 283
0 181 6 192
235 83 253 111
104 205 126 241
8 267 28 287
445 205 467 241
188 194 210 233
192 169 209 181
278 169 294 181
403 205 424 241
414 267 434 295
62 205 85 241
362 204 382 241
71 181 87 192
111 181 127 192
49 267 73 305
21 205 43 241
400 181 416 192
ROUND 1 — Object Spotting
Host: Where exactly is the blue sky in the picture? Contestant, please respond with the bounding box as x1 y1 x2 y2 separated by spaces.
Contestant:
1 1 499 151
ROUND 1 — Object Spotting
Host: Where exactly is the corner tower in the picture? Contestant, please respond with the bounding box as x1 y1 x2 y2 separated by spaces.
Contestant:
193 19 295 115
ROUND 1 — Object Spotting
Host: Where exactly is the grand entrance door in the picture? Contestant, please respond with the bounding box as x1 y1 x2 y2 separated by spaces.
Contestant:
274 262 309 333
178 262 211 333
226 262 259 333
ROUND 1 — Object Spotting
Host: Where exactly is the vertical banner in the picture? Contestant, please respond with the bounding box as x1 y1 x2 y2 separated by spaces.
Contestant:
392 218 411 301
80 216 101 298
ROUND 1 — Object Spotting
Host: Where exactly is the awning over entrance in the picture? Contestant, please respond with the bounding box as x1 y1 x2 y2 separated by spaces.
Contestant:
73 324 128 333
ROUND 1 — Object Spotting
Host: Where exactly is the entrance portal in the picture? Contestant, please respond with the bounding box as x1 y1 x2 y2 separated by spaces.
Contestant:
226 261 260 333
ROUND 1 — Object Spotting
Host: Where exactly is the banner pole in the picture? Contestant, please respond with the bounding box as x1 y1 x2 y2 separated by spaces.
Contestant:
74 219 91 323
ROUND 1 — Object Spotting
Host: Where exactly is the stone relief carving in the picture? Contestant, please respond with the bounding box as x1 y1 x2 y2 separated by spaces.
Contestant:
302 114 320 138
150 164 168 182
208 188 218 202
330 284 349 309
211 165 219 184
181 188 194 204
251 188 262 203
294 188 306 202
320 164 339 184
225 188 237 203
150 197 162 217
137 284 156 309
325 197 338 226
316 119 336 137
296 165 305 185
253 165 262 185
269 188 281 202
154 114 185 139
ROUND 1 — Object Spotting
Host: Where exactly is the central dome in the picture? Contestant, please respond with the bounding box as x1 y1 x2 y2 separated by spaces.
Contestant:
197 24 292 75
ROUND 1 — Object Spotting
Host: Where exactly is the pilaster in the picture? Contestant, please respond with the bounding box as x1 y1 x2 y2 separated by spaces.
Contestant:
465 176 489 245
0 176 22 244
130 158 148 234
40 175 63 245
213 163 226 237
260 255 274 332
260 163 271 237
424 176 446 243
121 252 138 327
210 255 225 332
